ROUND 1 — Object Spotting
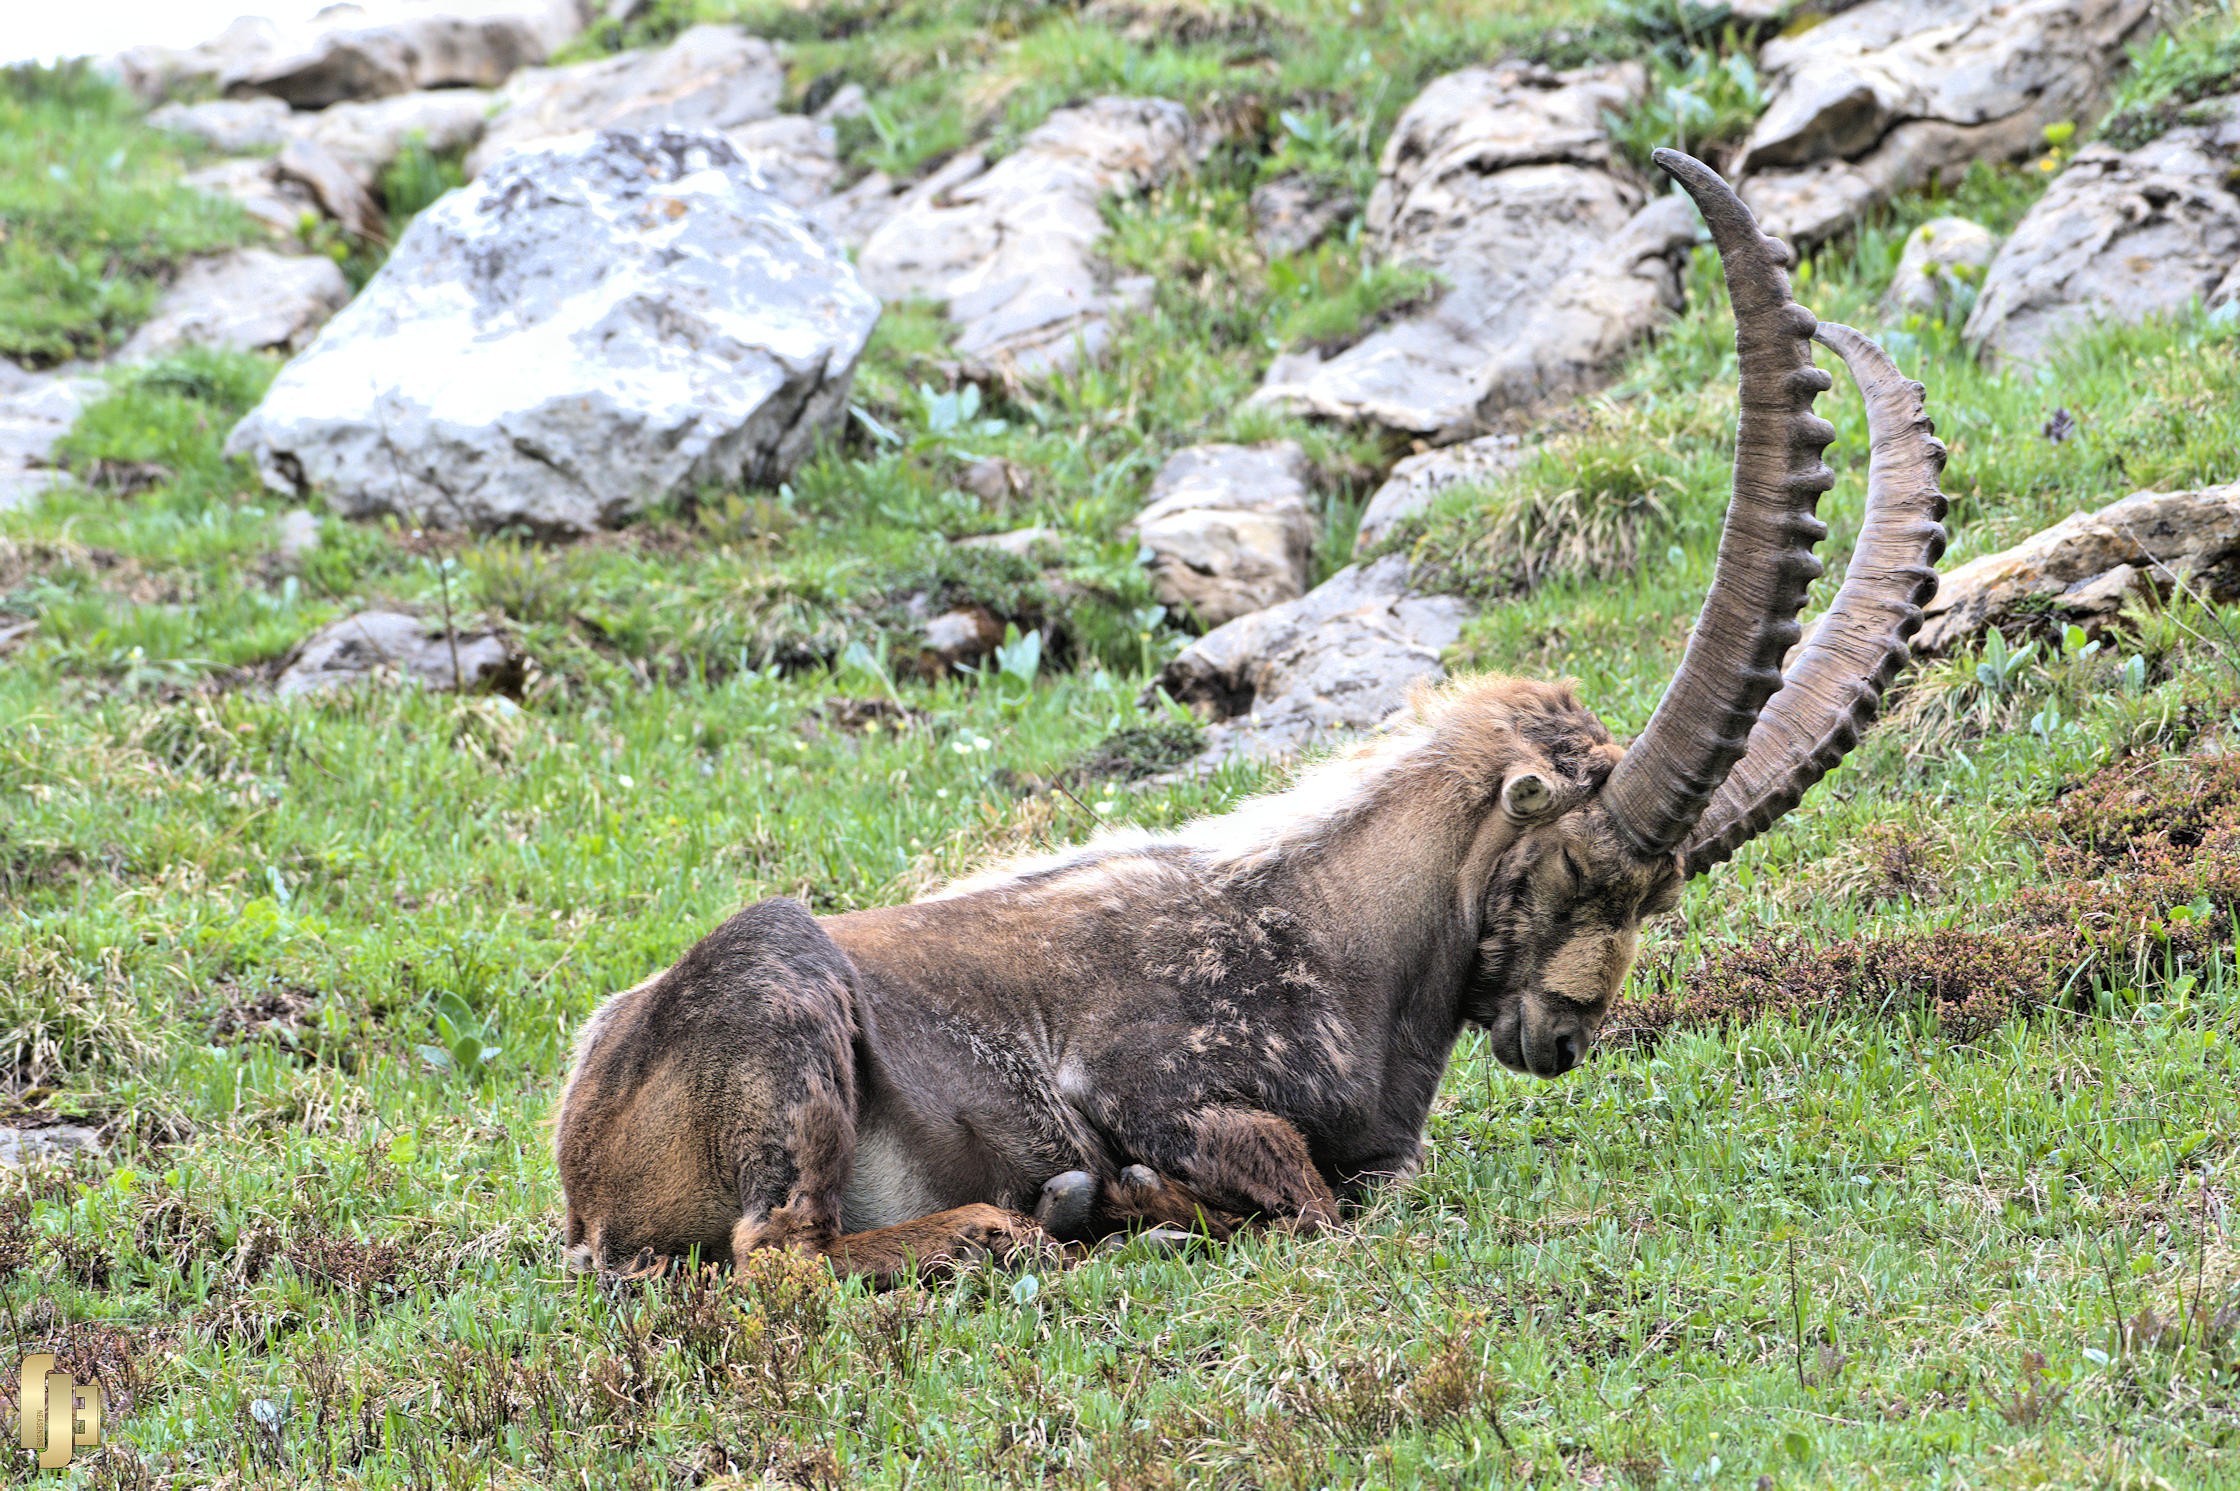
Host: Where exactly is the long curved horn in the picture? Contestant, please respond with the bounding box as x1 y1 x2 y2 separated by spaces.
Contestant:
1599 149 1837 858
1679 323 1948 875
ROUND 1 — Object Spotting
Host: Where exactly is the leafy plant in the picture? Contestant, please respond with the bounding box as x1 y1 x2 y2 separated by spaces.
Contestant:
1605 38 1766 171
417 991 503 1079
2100 5 2240 150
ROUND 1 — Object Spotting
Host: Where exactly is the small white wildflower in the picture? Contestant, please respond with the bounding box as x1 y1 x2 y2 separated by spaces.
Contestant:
972 735 993 752
618 774 636 789
1093 801 1115 816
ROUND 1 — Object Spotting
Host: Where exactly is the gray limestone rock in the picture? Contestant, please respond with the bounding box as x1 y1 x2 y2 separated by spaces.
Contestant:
225 130 880 534
1251 63 1690 440
1128 443 1317 628
1963 98 2240 364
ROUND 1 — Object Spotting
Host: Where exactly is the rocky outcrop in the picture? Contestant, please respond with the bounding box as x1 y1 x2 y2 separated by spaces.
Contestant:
226 131 880 534
298 89 498 191
182 158 326 241
1251 63 1691 442
1128 443 1317 628
147 97 295 153
277 610 521 695
1356 433 1527 550
1915 483 2240 653
465 24 785 176
1963 97 2240 364
1738 0 2155 250
856 97 1196 377
1150 554 1470 763
0 365 102 512
225 1 588 108
1884 216 1998 315
724 116 845 209
120 251 352 362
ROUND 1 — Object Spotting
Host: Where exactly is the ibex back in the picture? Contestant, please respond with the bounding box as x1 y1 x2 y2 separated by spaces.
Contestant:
555 150 1949 1280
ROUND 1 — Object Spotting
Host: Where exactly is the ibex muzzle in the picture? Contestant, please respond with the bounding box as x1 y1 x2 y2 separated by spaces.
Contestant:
554 152 1948 1279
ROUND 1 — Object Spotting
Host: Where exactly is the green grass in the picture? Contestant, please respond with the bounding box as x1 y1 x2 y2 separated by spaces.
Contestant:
2099 1 2240 150
4 5 2240 1487
0 64 249 366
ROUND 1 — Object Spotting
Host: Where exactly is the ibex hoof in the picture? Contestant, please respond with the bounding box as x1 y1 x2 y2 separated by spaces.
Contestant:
1035 1169 1099 1243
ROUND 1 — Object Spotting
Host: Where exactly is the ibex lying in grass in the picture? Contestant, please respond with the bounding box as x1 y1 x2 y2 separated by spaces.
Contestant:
556 152 1949 1280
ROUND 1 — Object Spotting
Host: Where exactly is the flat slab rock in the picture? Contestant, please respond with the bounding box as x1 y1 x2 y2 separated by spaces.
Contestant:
1149 553 1471 765
1128 442 1316 628
1964 97 2240 365
1356 433 1527 550
0 1125 102 1170
0 363 103 512
228 0 588 108
857 97 1196 377
1253 62 1691 441
121 250 352 362
1738 0 2155 250
278 610 521 696
466 24 785 177
1916 483 2240 653
226 130 880 535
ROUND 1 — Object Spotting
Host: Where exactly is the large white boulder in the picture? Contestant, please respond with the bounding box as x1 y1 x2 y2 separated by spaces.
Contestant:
1738 0 2155 250
1963 97 2240 364
1251 63 1692 441
465 25 786 176
225 130 881 535
1128 443 1317 628
857 97 1196 377
1149 553 1471 764
1916 483 2240 653
121 251 352 362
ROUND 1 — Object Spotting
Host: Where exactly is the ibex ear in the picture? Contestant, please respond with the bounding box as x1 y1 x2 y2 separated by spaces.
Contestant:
1501 770 1558 822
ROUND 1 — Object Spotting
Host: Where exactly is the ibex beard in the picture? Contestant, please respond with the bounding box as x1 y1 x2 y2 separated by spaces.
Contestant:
554 149 1950 1283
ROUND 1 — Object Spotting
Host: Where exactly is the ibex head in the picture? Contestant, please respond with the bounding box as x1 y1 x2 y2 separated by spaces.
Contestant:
1463 149 1949 1078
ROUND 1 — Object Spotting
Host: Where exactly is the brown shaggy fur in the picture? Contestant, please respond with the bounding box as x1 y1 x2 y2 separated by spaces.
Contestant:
557 676 1681 1278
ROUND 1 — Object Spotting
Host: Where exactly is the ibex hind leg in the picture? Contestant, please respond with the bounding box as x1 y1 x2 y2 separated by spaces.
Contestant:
556 897 861 1275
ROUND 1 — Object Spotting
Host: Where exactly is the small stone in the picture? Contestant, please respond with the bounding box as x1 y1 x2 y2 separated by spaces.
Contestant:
0 1124 102 1170
276 137 385 240
1250 173 1359 257
955 525 1063 562
1356 433 1527 550
959 456 1031 505
1150 552 1470 765
1128 443 1317 628
1884 217 1998 315
920 607 1005 669
298 88 497 191
182 157 324 241
276 610 521 696
276 509 321 562
813 81 870 123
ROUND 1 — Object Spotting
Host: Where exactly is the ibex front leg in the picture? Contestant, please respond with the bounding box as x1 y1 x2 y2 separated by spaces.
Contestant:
1119 1106 1341 1232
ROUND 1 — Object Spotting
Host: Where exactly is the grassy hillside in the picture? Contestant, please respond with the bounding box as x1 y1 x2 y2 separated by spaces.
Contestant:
3 1 2239 1486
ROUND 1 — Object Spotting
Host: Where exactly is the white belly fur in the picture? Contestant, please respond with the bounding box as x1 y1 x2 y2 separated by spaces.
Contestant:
842 1122 943 1231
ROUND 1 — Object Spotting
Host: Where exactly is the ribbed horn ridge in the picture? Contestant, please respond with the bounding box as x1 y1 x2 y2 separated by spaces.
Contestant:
1679 322 1948 876
1599 149 1837 858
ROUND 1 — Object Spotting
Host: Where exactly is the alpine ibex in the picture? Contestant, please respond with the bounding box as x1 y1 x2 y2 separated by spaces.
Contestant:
555 151 1949 1280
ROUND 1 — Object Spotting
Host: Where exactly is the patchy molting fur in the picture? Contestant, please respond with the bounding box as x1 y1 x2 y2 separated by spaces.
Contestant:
555 674 1683 1277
